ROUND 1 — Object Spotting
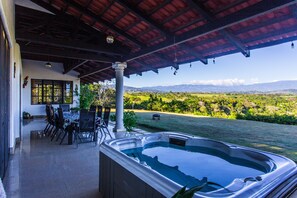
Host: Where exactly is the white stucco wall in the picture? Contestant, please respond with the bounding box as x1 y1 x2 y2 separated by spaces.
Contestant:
22 59 80 116
0 0 21 151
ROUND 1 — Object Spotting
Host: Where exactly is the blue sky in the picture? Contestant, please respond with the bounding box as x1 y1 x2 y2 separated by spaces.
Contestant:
124 42 297 88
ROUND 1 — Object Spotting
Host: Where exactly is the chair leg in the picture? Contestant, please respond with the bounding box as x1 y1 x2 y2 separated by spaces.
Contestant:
60 131 67 145
44 123 50 133
51 128 59 141
56 129 63 141
47 125 55 136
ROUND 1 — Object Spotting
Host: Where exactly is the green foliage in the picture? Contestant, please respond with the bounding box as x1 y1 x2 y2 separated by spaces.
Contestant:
110 111 137 132
124 92 297 125
79 84 97 110
110 114 116 122
78 83 116 110
172 177 226 198
124 111 137 132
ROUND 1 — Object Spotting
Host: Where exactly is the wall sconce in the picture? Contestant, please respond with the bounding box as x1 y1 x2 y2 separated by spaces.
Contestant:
23 76 29 88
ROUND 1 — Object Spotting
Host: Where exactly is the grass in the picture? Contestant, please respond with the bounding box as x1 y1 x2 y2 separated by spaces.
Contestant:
133 110 297 161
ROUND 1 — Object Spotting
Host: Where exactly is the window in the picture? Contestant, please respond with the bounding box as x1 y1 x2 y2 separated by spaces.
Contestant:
31 79 73 105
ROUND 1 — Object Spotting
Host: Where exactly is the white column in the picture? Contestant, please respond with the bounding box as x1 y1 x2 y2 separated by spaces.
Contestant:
112 62 127 132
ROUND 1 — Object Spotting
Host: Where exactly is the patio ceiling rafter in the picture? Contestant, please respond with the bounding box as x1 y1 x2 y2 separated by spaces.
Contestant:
187 0 250 57
64 60 88 74
26 2 131 52
115 0 207 64
62 0 145 48
125 0 297 61
78 66 113 78
133 60 159 74
20 45 114 63
16 33 125 56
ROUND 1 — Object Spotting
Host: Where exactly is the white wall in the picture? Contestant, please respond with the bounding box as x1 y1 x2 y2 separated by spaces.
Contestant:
22 59 80 116
0 0 22 152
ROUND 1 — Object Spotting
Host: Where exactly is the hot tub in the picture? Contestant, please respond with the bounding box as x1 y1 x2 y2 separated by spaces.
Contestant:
99 132 297 198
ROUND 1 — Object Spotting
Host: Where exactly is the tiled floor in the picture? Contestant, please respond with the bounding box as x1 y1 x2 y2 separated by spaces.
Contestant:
3 118 105 198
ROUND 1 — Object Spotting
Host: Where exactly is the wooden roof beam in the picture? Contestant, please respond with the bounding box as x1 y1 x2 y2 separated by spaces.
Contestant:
115 0 167 38
62 0 145 48
20 45 114 63
16 33 125 56
132 60 159 74
78 66 113 78
64 60 88 74
125 0 296 61
28 1 132 52
116 0 207 64
188 0 250 57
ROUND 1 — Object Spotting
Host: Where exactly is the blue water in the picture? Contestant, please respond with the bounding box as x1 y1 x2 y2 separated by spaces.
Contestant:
123 142 268 192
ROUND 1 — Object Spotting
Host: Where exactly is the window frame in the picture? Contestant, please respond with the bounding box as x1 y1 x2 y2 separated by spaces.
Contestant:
31 79 73 105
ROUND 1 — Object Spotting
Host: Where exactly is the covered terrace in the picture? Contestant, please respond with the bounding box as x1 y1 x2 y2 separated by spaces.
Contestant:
0 0 297 197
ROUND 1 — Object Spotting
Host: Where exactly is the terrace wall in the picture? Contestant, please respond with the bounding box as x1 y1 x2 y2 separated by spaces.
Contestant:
0 0 21 153
22 59 80 116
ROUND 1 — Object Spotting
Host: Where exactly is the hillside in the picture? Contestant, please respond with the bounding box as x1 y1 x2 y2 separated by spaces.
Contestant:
139 80 297 93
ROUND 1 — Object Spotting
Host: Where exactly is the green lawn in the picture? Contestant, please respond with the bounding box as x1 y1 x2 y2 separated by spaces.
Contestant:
133 110 297 161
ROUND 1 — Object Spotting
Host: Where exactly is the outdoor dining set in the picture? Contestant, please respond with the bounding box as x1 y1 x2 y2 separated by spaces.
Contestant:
43 104 112 146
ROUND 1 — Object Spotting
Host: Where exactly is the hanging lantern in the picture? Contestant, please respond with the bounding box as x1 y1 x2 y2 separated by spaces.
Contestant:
106 35 114 44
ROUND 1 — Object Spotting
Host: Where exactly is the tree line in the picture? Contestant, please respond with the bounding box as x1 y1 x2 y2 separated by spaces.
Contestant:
124 92 297 125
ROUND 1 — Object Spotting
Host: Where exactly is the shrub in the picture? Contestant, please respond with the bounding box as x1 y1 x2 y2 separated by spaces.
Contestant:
110 111 137 132
123 111 137 132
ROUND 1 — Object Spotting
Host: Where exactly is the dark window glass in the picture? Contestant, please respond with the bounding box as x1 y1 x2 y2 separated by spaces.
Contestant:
31 79 73 105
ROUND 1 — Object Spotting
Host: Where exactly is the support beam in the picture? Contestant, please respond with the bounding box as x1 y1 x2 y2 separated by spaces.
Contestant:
188 0 250 57
62 0 145 48
125 0 296 61
64 60 88 74
20 45 114 63
132 60 159 74
179 44 208 64
16 33 124 56
115 0 167 38
27 2 132 52
78 66 113 78
116 0 208 64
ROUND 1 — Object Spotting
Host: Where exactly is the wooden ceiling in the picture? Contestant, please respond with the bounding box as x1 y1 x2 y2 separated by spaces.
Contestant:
15 0 297 84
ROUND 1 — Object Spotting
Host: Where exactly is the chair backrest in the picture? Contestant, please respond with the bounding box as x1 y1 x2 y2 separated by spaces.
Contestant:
103 107 111 126
45 105 50 119
90 105 97 112
79 110 96 133
97 105 103 119
49 106 55 124
59 104 70 112
57 108 65 128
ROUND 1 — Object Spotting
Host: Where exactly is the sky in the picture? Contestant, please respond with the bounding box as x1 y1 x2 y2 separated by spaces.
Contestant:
124 42 297 88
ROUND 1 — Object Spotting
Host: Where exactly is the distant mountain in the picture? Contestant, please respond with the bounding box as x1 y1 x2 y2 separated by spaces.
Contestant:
137 80 297 93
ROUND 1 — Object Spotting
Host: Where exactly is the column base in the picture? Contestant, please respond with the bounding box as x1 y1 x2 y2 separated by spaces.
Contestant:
113 127 126 133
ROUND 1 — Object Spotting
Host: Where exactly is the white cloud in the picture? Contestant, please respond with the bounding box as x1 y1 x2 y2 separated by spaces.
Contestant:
249 78 259 84
186 78 246 86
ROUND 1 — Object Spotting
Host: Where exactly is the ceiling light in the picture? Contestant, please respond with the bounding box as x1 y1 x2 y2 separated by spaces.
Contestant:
106 35 114 44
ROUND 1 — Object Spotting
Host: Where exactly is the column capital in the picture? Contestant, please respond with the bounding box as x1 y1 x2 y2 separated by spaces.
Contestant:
112 62 127 71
